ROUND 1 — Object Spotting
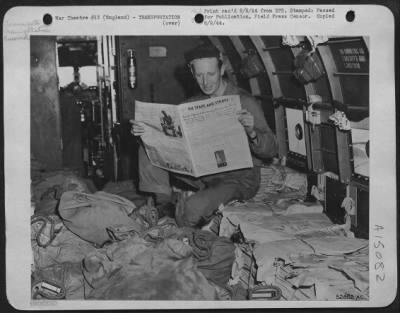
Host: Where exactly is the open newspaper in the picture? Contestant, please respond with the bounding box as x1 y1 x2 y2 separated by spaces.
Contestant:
135 95 253 177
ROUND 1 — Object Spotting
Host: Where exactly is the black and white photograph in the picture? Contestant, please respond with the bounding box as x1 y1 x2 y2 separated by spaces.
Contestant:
28 33 373 301
160 110 183 137
214 150 227 168
3 4 397 310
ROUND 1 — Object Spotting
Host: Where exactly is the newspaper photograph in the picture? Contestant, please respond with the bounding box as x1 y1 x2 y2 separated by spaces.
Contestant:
136 95 253 177
2 2 398 311
135 100 194 175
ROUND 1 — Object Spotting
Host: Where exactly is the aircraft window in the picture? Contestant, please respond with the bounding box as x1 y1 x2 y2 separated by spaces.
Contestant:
57 66 74 88
57 66 97 89
78 66 98 87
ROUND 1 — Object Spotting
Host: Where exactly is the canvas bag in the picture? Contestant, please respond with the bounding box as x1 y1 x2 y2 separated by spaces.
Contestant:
196 234 236 287
293 49 325 84
179 229 236 287
58 191 144 246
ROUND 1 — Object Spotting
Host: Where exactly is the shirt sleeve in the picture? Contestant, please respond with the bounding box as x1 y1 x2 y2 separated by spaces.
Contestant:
241 94 278 159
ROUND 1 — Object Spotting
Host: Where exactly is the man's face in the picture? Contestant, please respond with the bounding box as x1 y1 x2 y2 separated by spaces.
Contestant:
191 57 225 96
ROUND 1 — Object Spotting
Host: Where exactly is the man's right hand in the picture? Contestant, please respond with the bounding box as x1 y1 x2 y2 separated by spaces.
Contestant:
129 120 146 137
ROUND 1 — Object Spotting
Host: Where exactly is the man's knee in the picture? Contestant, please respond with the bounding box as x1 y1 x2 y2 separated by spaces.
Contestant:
178 194 214 227
178 184 240 227
241 181 260 200
176 169 260 227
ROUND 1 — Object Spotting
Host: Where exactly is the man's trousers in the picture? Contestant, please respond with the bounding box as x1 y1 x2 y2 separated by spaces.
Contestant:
138 145 260 227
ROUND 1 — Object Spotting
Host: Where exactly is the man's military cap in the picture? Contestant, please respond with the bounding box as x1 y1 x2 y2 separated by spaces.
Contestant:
184 43 221 64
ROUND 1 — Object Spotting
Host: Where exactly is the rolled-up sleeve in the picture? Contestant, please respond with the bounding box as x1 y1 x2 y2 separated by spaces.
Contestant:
241 94 278 159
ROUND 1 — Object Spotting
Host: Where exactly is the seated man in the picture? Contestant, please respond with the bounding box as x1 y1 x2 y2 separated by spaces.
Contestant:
131 43 278 228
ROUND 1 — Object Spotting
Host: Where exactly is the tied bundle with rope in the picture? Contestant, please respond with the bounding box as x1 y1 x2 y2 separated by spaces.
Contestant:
178 228 236 287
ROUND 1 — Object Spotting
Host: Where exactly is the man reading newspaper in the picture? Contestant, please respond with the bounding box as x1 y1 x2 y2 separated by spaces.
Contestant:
131 43 277 228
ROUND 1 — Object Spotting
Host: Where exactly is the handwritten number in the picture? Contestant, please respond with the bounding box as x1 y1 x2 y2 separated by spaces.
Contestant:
376 273 386 282
374 240 384 249
374 262 384 270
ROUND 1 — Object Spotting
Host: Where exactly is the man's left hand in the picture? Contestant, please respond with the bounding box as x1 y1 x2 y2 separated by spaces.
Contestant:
237 109 257 138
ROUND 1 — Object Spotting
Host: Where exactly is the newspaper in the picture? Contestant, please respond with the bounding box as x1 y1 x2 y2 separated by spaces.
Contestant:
2 2 398 311
135 95 253 177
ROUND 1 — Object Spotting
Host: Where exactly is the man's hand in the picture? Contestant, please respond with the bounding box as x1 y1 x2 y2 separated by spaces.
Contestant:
129 120 146 137
237 109 257 138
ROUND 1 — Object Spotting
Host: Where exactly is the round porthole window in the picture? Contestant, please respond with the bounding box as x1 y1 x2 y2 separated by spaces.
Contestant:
295 124 303 140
